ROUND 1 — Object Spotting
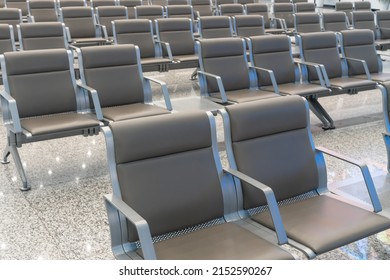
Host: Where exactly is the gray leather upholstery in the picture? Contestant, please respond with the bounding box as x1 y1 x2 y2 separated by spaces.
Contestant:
199 16 232 38
135 5 164 19
354 1 371 10
96 6 127 37
28 0 58 22
118 0 142 19
294 2 315 13
234 15 265 37
102 103 169 122
61 7 98 39
294 12 321 33
19 22 67 50
219 4 244 16
245 4 271 28
0 8 22 39
352 11 376 37
376 11 390 40
166 5 193 19
0 24 14 54
4 0 28 16
90 0 116 8
273 3 294 28
335 1 353 23
191 0 213 17
322 11 349 32
58 0 86 7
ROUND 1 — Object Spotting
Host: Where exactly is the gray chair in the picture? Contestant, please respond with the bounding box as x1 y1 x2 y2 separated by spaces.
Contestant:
5 0 28 17
59 6 108 46
340 29 390 83
293 12 322 34
335 1 353 25
90 0 116 9
113 19 171 72
118 0 142 19
197 37 280 104
221 95 390 258
155 18 198 78
236 0 253 4
354 1 371 11
233 15 265 37
191 0 212 18
297 31 377 128
27 0 58 22
96 6 128 39
134 5 164 20
166 0 188 4
78 44 172 124
18 22 68 50
218 3 244 16
198 16 233 38
272 3 295 32
376 10 390 44
165 4 194 20
0 49 103 190
0 8 23 41
248 35 332 129
103 110 294 260
321 11 349 32
245 3 284 34
57 0 87 7
0 24 15 84
294 2 315 13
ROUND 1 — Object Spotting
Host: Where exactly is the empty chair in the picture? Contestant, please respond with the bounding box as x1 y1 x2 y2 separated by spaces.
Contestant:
294 12 322 34
60 6 108 46
376 11 390 44
166 0 187 4
245 3 283 34
77 44 172 124
135 5 164 20
322 11 349 32
118 0 141 19
96 6 127 39
335 1 353 25
192 0 212 18
198 16 233 38
0 8 23 40
215 0 234 6
112 19 171 71
233 15 265 37
248 35 331 129
5 0 28 17
103 110 294 260
297 31 377 128
294 2 315 13
218 4 244 16
27 0 58 22
273 0 290 3
197 37 279 104
18 22 68 50
236 0 253 4
0 49 102 190
155 18 198 77
165 4 194 20
57 0 86 7
0 24 15 83
354 1 371 10
90 0 116 9
221 95 390 258
339 29 390 83
149 0 166 5
272 3 295 31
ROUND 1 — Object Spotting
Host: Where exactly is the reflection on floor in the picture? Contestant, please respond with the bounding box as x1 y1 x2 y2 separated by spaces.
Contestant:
1 63 390 260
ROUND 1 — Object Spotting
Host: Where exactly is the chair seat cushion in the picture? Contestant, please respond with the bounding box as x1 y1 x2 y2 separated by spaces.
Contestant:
262 83 330 97
141 57 171 65
354 72 390 83
173 54 198 63
327 77 377 90
102 103 169 122
252 195 390 255
72 37 107 43
21 112 100 136
210 89 280 103
137 222 294 260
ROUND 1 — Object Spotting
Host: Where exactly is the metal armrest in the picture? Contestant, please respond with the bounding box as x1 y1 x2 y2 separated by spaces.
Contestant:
316 146 382 213
65 26 72 43
342 56 371 80
197 70 228 103
270 17 287 31
249 65 279 94
76 82 104 121
223 167 288 245
96 24 108 40
104 194 156 260
0 91 22 133
294 59 327 87
143 76 172 111
155 39 174 61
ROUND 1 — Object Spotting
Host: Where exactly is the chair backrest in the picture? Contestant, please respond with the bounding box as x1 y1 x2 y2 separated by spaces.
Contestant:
335 1 353 23
340 29 380 75
90 0 116 9
219 4 244 16
5 0 28 16
156 18 194 56
57 0 87 8
107 111 224 241
113 19 156 59
273 3 294 28
27 0 58 22
165 4 193 20
376 11 390 40
292 0 308 2
294 2 315 13
191 0 212 17
0 8 22 40
352 11 376 36
294 12 321 33
0 0 5 7
78 44 145 108
135 5 164 20
224 95 320 209
354 1 371 10
60 7 97 39
198 37 250 92
198 16 233 38
215 0 234 5
0 24 16 54
18 22 68 50
245 4 271 28
118 0 142 19
167 0 188 5
322 11 349 32
234 14 265 37
236 0 253 4
96 6 127 37
299 31 342 80
149 0 166 5
1 49 78 118
249 35 296 86
273 0 290 3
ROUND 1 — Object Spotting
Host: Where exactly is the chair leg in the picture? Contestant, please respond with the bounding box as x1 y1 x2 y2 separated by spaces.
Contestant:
190 68 198 80
383 133 390 173
3 143 29 191
1 144 11 164
307 96 335 130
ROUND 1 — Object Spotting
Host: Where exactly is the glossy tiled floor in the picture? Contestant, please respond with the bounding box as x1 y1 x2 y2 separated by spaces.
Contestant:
1 53 390 260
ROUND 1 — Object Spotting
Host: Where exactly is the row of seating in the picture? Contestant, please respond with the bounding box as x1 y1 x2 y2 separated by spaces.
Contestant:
102 95 390 259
